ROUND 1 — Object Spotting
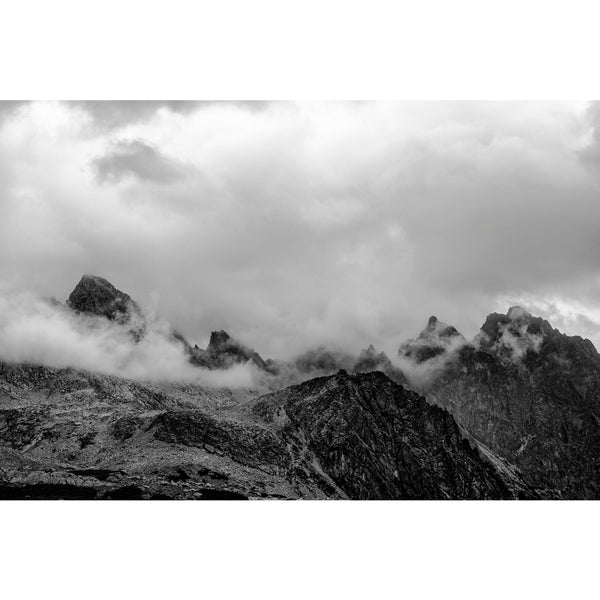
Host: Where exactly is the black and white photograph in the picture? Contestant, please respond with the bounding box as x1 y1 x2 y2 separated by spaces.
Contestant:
3 99 600 501
3 2 600 598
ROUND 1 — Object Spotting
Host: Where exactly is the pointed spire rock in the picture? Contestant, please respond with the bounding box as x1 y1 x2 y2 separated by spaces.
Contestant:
67 275 143 324
203 329 267 370
399 316 466 364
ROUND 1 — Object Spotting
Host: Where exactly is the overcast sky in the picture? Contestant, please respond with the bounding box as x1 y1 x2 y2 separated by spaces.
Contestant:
1 100 600 359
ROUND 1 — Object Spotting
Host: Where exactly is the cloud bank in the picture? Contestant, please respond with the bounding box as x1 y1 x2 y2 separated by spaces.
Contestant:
1 100 600 360
0 288 254 387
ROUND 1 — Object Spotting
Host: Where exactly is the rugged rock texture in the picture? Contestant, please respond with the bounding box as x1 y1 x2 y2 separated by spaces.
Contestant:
190 330 268 370
67 275 143 323
353 345 407 386
66 274 146 340
0 360 339 500
251 370 526 499
405 308 600 498
0 360 525 500
399 315 466 364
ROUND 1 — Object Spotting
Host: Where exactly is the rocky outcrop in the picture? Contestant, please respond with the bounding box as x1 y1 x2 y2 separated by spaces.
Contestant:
405 307 600 498
252 370 524 499
353 345 407 385
0 360 343 499
67 275 143 323
66 274 146 339
0 358 528 499
399 315 466 364
190 330 268 370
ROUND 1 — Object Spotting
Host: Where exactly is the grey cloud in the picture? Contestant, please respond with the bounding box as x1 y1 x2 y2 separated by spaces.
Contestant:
91 139 187 184
72 101 202 130
1 101 600 361
0 101 30 129
580 101 600 171
71 100 272 130
0 289 254 386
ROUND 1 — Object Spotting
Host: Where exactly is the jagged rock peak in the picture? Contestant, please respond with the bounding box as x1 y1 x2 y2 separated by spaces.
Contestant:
208 330 232 351
66 274 143 323
422 315 462 339
398 316 466 364
252 369 518 499
200 329 267 370
479 306 554 348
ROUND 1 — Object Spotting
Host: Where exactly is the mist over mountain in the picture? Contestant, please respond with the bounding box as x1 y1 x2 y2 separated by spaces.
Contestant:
1 272 599 499
3 101 600 501
0 277 255 387
396 308 600 498
0 275 412 388
2 101 600 358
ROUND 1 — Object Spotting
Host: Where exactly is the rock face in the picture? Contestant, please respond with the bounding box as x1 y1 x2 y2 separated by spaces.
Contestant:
0 360 336 500
399 315 466 364
190 330 268 370
7 273 598 499
353 345 407 385
0 360 525 500
252 370 524 499
66 275 146 340
404 308 600 498
67 275 143 323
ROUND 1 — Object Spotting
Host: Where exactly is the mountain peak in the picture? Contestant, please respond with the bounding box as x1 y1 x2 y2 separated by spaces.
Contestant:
398 316 466 364
208 330 232 351
477 307 556 360
67 274 143 324
202 330 267 370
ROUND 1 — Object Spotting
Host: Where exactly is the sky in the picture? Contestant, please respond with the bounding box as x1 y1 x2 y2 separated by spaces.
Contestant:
1 100 600 360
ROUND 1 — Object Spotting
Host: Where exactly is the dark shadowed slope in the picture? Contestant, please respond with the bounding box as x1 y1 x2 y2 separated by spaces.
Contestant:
250 370 528 499
0 360 528 499
67 274 143 323
402 307 600 498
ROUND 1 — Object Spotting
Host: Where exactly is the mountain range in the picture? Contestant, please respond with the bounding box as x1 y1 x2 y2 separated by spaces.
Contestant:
1 274 599 499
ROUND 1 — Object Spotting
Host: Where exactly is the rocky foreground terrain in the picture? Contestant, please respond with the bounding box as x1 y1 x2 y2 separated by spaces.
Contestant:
0 361 533 499
1 274 599 499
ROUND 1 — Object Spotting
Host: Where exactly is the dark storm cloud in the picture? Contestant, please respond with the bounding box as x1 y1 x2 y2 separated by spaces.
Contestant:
1 100 599 360
91 139 187 184
72 100 202 130
72 100 272 131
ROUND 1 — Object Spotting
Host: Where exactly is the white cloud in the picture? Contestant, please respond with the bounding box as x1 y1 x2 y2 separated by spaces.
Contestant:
0 287 254 387
0 100 599 360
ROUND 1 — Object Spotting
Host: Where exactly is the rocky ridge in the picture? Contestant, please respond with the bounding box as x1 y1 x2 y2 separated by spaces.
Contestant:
400 307 600 498
0 361 528 499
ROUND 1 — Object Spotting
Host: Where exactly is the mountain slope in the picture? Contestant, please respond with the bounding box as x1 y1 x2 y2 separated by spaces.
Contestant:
250 370 525 499
405 308 600 498
0 361 526 499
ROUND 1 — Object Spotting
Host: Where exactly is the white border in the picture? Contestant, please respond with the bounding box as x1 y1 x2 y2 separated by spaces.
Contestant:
2 1 600 598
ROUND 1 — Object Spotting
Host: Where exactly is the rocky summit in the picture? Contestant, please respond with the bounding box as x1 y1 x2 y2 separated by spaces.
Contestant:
2 274 600 499
402 308 600 499
67 274 143 323
189 330 268 371
398 315 466 364
67 274 146 340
